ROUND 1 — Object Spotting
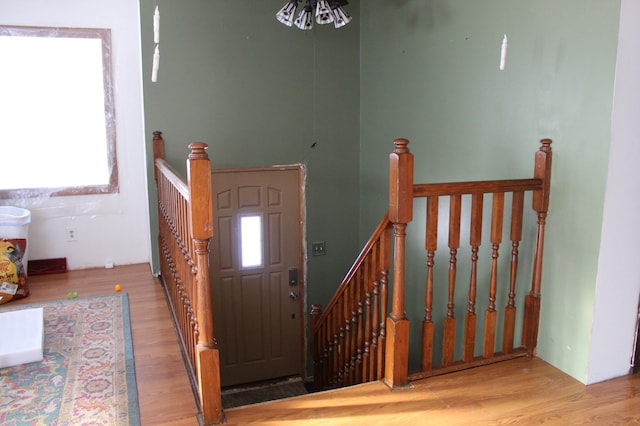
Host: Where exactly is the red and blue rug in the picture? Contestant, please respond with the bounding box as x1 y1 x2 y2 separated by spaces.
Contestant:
0 295 139 425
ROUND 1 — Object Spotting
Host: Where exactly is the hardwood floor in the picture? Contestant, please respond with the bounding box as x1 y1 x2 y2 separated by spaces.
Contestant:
226 357 640 425
10 263 200 426
10 264 640 425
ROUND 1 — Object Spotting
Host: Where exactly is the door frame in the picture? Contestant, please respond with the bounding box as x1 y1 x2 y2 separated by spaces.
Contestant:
632 293 640 374
210 164 308 382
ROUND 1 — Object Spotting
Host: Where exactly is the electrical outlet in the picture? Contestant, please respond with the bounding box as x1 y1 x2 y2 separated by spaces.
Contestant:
66 226 77 241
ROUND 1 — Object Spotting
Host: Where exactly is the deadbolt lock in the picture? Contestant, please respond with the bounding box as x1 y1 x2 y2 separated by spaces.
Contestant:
289 268 298 286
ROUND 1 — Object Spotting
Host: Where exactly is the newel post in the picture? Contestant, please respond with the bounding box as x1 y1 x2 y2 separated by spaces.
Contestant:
523 139 552 357
187 143 224 425
384 138 413 389
152 131 165 182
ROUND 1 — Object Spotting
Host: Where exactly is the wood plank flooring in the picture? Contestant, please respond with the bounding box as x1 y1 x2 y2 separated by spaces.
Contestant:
9 263 200 426
9 263 640 425
226 357 640 425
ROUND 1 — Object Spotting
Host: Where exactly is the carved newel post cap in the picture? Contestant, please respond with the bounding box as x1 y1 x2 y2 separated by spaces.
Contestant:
393 138 410 153
539 139 552 152
188 142 209 160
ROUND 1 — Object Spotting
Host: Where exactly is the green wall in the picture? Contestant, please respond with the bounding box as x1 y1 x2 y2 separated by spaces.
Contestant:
141 0 361 312
359 0 620 382
141 0 623 384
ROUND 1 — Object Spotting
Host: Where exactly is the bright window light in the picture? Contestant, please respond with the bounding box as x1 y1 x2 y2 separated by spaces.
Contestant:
0 26 117 197
240 215 263 268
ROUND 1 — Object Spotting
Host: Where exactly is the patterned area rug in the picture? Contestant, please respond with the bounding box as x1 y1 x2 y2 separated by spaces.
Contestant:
0 295 140 425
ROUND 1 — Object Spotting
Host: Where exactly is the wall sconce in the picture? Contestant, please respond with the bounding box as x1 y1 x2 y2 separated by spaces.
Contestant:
276 0 352 30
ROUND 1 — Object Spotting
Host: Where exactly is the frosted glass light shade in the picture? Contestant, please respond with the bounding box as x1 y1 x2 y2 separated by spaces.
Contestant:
316 0 334 25
294 6 314 30
332 6 352 29
276 1 298 27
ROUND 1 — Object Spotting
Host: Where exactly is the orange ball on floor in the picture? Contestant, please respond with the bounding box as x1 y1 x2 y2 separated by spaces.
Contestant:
114 284 122 292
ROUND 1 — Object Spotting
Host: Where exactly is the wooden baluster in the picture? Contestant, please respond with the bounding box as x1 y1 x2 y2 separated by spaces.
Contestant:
351 280 357 385
378 225 392 380
343 283 349 386
342 284 350 386
328 318 334 386
318 322 325 390
360 256 370 382
349 276 358 385
335 300 346 387
464 193 483 362
523 139 553 356
384 138 413 388
313 321 330 391
443 194 461 367
504 191 524 353
363 290 372 382
364 243 379 381
340 283 353 386
324 319 331 388
328 309 337 387
354 272 362 383
189 298 196 368
362 251 372 382
348 280 356 385
331 305 338 388
340 299 345 387
336 299 342 387
311 304 323 389
326 307 332 388
422 196 438 372
316 322 324 390
323 311 329 389
378 268 389 380
484 192 504 358
325 319 330 387
356 298 364 384
356 266 365 384
371 278 380 380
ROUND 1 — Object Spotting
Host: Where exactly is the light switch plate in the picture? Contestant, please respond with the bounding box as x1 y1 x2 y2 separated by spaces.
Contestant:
312 241 326 256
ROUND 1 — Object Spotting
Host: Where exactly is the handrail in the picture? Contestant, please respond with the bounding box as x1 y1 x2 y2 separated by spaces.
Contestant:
155 157 190 199
311 213 392 333
413 178 542 197
310 213 393 390
387 138 553 387
153 131 223 425
312 137 552 393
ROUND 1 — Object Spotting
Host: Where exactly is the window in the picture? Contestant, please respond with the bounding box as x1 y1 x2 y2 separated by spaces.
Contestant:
240 215 263 268
0 25 117 198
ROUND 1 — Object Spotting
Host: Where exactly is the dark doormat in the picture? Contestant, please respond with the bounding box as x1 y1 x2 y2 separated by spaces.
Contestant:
221 376 311 408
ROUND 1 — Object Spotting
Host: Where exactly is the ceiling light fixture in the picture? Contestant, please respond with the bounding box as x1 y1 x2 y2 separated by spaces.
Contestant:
276 0 352 30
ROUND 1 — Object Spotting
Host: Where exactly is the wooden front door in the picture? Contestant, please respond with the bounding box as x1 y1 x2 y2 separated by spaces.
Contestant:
211 167 304 387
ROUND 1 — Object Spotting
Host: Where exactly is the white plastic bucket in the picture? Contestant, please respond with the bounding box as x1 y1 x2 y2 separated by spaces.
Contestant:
0 206 31 271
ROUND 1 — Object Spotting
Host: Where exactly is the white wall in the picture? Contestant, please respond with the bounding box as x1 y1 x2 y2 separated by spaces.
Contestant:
1 0 150 270
588 0 640 384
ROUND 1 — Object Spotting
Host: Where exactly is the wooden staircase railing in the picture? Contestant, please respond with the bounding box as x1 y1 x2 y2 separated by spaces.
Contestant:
153 132 223 425
311 137 552 391
310 215 393 391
